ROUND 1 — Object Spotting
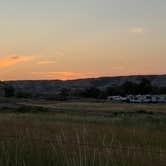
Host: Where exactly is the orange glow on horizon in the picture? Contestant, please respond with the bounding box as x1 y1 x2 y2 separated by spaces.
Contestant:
32 71 99 80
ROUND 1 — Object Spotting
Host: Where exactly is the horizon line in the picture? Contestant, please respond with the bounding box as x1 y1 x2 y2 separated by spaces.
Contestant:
2 73 166 82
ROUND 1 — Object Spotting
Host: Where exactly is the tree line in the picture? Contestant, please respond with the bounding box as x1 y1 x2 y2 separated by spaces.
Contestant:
70 78 166 99
4 79 166 99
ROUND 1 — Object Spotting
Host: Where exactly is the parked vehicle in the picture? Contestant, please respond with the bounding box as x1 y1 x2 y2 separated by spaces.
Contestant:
108 95 166 103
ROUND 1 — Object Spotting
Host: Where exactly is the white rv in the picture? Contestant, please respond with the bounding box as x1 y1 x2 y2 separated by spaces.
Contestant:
141 95 152 103
127 95 142 103
108 96 127 102
108 94 166 103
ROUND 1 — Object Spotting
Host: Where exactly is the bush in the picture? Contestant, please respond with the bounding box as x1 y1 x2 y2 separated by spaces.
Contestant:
5 86 15 97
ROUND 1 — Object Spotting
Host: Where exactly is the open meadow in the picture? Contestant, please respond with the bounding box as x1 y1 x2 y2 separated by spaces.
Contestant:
0 98 166 166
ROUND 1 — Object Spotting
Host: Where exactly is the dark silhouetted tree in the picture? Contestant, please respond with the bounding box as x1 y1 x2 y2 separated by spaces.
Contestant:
59 88 70 100
121 81 139 95
139 78 153 94
82 87 101 98
5 86 15 97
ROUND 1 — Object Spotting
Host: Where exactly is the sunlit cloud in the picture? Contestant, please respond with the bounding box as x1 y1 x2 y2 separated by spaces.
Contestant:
37 61 56 65
32 71 98 80
130 27 144 33
0 56 33 67
34 49 65 58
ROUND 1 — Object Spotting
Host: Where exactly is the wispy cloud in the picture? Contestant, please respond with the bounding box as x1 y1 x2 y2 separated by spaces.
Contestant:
0 56 33 67
37 61 56 65
32 71 98 80
130 27 144 33
34 49 65 57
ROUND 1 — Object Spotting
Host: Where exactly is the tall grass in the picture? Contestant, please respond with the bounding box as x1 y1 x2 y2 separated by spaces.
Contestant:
0 112 165 166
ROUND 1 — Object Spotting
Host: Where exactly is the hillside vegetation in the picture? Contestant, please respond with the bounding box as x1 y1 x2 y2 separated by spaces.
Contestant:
5 74 166 96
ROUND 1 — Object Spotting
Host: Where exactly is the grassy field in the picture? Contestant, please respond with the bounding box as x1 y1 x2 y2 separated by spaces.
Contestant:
0 98 166 166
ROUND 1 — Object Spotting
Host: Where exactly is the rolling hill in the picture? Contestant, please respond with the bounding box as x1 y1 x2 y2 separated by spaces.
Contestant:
5 74 166 96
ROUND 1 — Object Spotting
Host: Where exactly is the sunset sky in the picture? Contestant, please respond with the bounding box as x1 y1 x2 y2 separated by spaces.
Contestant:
0 0 166 80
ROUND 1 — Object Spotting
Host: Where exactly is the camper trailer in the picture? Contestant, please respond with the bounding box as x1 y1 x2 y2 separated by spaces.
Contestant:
108 94 166 103
126 95 142 103
107 96 127 102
